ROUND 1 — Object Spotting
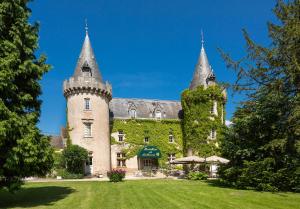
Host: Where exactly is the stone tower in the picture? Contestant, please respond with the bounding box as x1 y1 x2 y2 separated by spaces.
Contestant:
63 28 112 175
184 34 227 157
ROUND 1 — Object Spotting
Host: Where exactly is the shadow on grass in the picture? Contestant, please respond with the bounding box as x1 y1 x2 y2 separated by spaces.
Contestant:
0 186 75 208
205 179 230 188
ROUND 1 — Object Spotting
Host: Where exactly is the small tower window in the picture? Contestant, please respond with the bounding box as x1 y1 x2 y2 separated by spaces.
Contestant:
210 128 216 140
84 123 92 137
169 135 174 143
210 101 217 115
144 136 149 143
82 61 92 77
84 98 90 110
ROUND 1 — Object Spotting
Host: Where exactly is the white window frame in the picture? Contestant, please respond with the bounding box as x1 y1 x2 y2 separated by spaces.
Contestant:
84 122 92 137
210 101 218 115
84 98 91 110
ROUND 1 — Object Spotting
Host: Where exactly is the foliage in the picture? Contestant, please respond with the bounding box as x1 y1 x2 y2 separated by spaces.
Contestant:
57 169 84 179
219 0 300 192
181 85 226 156
111 119 183 164
65 108 72 147
0 0 53 192
62 145 88 174
186 171 208 180
107 169 126 182
52 151 64 170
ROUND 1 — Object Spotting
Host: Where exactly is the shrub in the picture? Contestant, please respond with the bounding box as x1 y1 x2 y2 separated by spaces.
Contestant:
57 169 84 179
62 145 88 174
107 169 126 182
187 171 208 180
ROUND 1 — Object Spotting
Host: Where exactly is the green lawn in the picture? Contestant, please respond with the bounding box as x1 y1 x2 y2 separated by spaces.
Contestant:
0 180 299 209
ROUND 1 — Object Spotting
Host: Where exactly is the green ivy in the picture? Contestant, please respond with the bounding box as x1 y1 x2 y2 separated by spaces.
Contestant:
181 85 227 157
111 119 183 164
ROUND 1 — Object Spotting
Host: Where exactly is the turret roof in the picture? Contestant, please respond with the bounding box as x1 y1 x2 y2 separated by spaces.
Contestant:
189 36 214 89
73 29 103 82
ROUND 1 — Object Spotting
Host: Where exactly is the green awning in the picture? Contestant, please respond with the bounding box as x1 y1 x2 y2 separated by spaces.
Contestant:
138 146 161 159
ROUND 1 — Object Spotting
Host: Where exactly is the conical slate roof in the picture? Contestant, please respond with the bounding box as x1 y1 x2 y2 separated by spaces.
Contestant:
73 31 103 82
189 43 213 89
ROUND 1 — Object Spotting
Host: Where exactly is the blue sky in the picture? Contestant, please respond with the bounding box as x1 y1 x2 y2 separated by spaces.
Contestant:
30 0 277 135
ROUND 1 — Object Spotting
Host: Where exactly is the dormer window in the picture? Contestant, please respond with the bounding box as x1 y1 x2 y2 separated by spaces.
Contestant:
82 61 92 77
129 109 136 119
128 102 137 119
155 110 161 119
153 103 163 119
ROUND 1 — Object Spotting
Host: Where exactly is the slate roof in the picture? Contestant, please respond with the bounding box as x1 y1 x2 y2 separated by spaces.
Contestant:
50 135 64 149
72 32 103 82
109 98 182 120
189 43 214 89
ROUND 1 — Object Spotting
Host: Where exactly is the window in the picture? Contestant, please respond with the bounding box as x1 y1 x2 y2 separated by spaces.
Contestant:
86 156 93 166
169 135 174 143
84 123 91 137
84 98 90 110
144 136 149 143
211 128 216 140
117 152 126 167
210 101 218 115
144 159 152 167
118 130 124 142
129 109 136 118
155 110 161 119
168 154 176 162
82 62 92 77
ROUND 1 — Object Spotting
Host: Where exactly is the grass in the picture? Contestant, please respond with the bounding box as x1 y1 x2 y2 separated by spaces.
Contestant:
0 180 299 209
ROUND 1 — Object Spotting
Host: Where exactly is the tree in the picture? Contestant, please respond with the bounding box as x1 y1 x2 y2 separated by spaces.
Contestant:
219 0 300 191
0 0 53 192
62 145 88 174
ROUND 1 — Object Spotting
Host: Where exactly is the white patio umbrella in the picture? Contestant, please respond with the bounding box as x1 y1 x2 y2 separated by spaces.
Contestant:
171 156 205 164
205 155 229 164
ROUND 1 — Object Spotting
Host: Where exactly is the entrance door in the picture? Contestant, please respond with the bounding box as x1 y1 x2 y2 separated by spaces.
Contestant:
85 156 93 175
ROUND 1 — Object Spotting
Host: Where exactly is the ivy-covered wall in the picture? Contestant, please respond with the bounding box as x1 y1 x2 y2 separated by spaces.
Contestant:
110 119 183 164
181 85 226 157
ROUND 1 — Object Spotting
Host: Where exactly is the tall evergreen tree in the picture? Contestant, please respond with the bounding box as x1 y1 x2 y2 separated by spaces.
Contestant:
0 0 53 191
219 0 300 191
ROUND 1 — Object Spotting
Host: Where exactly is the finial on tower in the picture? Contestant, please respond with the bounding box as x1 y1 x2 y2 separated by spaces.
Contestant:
85 18 88 35
201 29 204 48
